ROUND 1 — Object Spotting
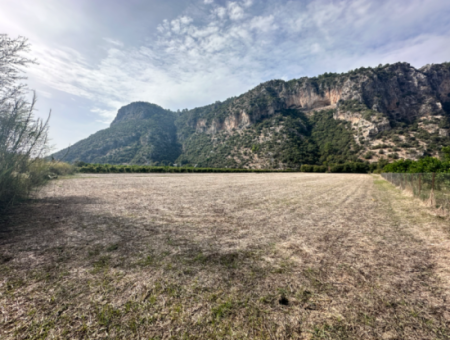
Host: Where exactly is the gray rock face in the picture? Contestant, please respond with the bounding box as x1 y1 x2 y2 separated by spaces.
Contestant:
111 102 168 126
53 62 450 167
187 62 450 139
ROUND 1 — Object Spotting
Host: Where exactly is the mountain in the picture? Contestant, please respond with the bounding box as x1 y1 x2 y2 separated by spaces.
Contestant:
55 102 181 165
53 62 450 169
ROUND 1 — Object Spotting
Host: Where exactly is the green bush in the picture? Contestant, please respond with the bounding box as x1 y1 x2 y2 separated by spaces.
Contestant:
383 157 450 173
0 35 51 210
300 162 372 173
74 161 87 167
48 161 76 176
330 162 369 173
77 163 293 174
0 158 49 210
313 165 327 173
364 151 374 159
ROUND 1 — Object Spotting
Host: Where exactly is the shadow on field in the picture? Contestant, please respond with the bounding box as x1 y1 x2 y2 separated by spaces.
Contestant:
0 195 264 276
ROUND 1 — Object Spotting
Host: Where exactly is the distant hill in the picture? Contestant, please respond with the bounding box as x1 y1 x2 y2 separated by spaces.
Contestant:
54 102 181 165
53 62 450 169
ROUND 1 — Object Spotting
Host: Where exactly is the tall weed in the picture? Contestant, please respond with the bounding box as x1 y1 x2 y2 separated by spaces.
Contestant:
0 35 51 210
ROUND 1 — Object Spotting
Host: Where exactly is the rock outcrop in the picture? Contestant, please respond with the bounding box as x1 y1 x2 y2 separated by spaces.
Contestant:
187 63 448 139
53 62 450 168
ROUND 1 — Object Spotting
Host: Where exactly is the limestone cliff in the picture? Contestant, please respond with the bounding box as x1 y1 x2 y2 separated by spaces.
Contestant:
186 63 448 138
53 62 450 168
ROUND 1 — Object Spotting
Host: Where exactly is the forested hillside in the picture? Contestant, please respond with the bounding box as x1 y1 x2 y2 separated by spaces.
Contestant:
53 62 450 169
54 102 181 165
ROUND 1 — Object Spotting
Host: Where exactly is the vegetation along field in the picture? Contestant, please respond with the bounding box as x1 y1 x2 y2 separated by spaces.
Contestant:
1 173 450 339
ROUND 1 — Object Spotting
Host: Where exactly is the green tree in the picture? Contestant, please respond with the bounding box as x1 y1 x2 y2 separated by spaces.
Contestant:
442 146 450 161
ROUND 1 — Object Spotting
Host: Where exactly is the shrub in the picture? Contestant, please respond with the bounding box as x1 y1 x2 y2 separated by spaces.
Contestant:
0 157 49 210
387 153 399 159
383 157 450 173
48 161 75 176
313 165 327 172
74 161 87 167
399 143 412 148
0 35 51 210
300 164 313 172
75 163 293 174
442 146 450 162
364 151 374 159
330 162 369 173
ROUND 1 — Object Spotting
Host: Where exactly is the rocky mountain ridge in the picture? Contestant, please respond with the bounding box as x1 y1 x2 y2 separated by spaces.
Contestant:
53 62 450 169
186 62 448 135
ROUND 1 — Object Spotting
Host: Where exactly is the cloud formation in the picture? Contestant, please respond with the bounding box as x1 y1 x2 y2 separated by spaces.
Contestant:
2 0 450 148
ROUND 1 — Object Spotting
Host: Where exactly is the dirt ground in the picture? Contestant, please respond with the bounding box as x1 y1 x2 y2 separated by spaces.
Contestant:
0 173 449 339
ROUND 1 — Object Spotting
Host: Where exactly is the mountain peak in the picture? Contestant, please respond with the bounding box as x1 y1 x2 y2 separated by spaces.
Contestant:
110 101 169 127
53 61 450 168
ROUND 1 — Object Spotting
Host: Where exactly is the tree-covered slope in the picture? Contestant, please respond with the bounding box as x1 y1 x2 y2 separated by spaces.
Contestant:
172 62 450 168
53 102 181 165
53 62 450 168
175 109 317 168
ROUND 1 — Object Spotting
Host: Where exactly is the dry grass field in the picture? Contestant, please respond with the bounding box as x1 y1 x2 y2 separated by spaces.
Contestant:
1 173 450 339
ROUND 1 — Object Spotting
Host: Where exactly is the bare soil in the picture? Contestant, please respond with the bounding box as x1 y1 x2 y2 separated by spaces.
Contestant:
0 173 449 339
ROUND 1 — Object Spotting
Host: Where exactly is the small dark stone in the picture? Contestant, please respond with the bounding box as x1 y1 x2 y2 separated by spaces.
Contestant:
0 254 13 263
279 296 289 305
305 303 317 310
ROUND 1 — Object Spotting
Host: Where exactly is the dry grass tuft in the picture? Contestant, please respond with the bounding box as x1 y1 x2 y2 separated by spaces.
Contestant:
0 173 449 339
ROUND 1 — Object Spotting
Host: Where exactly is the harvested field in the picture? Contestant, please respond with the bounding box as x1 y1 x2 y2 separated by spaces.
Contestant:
1 173 450 339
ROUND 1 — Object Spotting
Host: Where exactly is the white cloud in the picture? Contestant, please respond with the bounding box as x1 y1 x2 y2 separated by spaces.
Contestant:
213 7 227 20
204 0 214 4
227 2 245 21
249 15 276 32
310 43 321 54
242 0 253 8
103 38 124 47
227 2 244 20
38 89 53 99
18 0 450 129
90 107 117 120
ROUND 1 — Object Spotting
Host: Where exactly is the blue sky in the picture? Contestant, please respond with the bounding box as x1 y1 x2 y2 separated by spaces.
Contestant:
1 0 450 151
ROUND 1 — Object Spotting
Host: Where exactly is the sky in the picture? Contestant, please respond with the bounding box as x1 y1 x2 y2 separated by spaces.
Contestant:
1 0 450 151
